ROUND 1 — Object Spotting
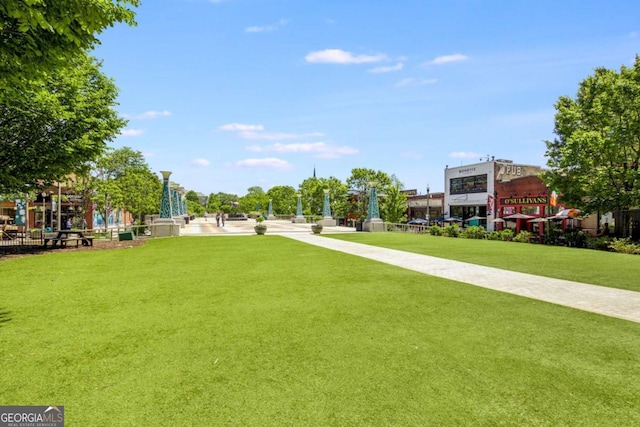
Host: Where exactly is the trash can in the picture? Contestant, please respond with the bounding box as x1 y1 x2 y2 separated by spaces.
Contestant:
118 231 135 241
355 221 363 232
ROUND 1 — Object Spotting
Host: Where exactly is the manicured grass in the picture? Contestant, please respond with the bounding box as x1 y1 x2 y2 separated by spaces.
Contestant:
326 232 640 292
1 236 639 425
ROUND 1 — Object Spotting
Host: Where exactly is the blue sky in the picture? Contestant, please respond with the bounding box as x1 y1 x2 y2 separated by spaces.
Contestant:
94 0 639 196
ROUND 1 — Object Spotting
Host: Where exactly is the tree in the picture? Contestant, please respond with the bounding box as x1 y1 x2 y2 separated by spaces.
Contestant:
298 176 349 217
1 0 139 100
185 190 204 217
239 186 269 214
207 192 238 214
345 168 394 219
118 167 162 223
90 147 152 228
266 185 297 216
543 56 640 236
380 185 408 223
0 54 126 194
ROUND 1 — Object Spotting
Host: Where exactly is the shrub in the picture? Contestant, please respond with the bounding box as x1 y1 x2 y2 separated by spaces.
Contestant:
608 238 640 254
429 225 443 236
513 230 532 243
462 225 486 239
585 236 613 251
486 231 502 240
443 224 461 238
499 229 514 241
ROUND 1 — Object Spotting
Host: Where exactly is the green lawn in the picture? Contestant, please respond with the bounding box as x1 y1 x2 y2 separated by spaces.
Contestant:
326 232 640 292
1 236 639 426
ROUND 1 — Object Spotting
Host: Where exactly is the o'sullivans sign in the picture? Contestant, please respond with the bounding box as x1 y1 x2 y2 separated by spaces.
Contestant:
500 196 548 205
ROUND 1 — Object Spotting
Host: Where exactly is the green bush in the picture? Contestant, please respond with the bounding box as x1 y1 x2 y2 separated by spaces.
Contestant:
608 238 640 254
585 236 613 251
429 225 443 236
443 224 461 237
499 229 514 241
462 225 486 239
513 230 532 243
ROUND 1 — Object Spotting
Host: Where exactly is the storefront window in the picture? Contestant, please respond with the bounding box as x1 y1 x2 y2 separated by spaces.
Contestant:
522 206 541 215
450 174 488 194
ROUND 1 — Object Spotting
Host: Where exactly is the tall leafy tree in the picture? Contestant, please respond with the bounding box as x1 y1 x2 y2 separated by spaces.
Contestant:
185 190 204 216
346 168 394 219
0 54 126 194
239 186 269 214
118 167 162 223
1 0 139 100
266 185 297 216
207 192 238 214
90 147 150 228
380 184 408 223
298 177 349 217
543 56 640 235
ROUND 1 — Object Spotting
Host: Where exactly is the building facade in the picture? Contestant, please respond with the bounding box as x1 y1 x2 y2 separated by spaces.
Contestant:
444 159 545 231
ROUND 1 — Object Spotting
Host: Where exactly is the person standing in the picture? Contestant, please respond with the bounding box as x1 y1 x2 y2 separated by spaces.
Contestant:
216 213 220 227
221 212 225 227
66 218 72 229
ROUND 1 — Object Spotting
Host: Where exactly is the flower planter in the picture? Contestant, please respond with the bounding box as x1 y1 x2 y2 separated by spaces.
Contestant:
254 225 267 235
311 224 323 234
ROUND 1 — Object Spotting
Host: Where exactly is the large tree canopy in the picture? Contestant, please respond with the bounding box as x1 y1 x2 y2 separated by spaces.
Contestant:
0 54 126 194
0 0 139 99
90 147 159 226
543 56 640 216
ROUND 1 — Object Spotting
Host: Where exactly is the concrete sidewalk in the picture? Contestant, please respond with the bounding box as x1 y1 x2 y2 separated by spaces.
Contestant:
282 233 640 324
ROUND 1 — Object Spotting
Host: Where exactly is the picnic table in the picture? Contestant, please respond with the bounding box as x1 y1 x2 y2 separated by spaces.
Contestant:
44 230 94 248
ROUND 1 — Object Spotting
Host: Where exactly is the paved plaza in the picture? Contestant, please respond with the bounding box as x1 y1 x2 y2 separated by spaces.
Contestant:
183 218 640 323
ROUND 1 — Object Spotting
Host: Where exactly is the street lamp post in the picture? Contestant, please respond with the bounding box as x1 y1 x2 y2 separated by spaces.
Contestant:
425 184 430 224
41 192 46 231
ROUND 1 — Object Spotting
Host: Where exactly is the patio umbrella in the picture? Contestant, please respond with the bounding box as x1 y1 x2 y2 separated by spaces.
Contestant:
464 215 486 222
442 217 463 222
503 213 536 220
528 217 548 223
556 208 581 218
491 218 505 223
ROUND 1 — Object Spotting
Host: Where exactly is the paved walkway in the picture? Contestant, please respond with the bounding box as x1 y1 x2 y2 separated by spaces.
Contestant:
184 218 640 323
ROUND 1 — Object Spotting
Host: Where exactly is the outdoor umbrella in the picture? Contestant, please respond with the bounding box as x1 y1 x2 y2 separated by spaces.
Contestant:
503 213 536 220
555 208 581 218
491 218 505 223
442 217 463 222
464 215 486 221
528 217 548 223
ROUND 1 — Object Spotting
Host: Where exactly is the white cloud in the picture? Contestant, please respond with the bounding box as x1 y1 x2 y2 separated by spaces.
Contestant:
428 53 469 65
239 131 323 141
305 49 386 64
219 123 265 132
133 110 172 120
246 142 358 158
236 158 292 169
191 158 211 167
245 18 288 33
395 78 437 87
368 63 404 73
450 151 483 159
120 129 144 137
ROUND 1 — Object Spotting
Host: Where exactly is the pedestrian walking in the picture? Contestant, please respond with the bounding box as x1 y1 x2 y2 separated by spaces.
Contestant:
215 213 220 227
